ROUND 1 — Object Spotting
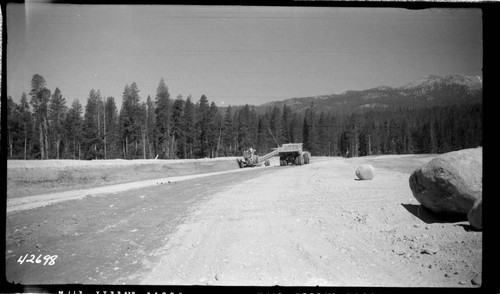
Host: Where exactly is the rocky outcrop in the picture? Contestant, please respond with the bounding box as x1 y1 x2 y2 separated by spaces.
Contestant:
467 197 482 230
356 164 375 180
409 148 482 215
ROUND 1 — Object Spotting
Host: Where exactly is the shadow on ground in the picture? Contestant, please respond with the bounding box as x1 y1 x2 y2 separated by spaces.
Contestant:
401 203 468 224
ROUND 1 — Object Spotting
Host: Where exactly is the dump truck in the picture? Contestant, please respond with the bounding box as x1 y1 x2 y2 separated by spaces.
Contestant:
276 143 310 166
236 143 310 168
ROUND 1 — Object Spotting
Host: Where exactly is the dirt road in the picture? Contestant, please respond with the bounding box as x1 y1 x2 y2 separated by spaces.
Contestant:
5 156 482 288
139 156 482 287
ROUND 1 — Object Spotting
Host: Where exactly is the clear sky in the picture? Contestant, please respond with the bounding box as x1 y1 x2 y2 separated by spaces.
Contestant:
6 4 482 108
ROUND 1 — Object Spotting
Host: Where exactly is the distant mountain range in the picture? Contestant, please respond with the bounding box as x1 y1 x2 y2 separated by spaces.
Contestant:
253 74 482 114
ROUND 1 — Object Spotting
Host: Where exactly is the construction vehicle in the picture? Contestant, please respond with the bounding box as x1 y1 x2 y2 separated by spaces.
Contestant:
236 148 271 168
276 143 310 166
236 143 310 168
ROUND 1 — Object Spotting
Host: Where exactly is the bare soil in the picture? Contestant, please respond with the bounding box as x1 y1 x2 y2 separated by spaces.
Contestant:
5 155 482 288
7 158 240 198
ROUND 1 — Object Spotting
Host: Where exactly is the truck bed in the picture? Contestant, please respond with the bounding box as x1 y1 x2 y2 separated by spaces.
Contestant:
276 143 303 153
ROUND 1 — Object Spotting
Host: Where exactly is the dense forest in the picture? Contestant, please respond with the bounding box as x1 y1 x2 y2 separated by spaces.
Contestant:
4 74 482 160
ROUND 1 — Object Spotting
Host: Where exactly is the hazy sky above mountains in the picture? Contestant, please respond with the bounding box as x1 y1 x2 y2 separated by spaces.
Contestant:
7 5 482 107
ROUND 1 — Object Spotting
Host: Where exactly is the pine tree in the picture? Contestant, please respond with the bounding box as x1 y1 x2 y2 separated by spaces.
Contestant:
139 102 147 159
248 106 259 150
461 104 482 149
196 95 210 157
83 89 102 159
96 93 105 158
303 115 311 153
7 96 20 158
237 105 252 151
155 78 171 158
304 108 317 155
281 104 293 144
19 93 33 159
400 116 414 154
358 113 375 156
387 117 399 154
317 111 330 156
145 95 156 158
120 83 142 158
257 115 270 154
65 99 83 159
429 108 439 154
290 112 301 145
29 74 51 159
171 96 185 158
181 95 196 159
329 113 340 156
48 87 67 159
104 97 119 158
221 105 235 156
208 101 222 158
269 106 281 147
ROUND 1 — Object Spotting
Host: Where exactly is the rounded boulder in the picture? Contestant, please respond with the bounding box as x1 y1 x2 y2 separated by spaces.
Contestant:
409 147 482 215
355 164 375 180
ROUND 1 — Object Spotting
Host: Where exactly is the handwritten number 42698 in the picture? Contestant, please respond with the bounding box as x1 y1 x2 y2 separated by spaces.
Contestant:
17 254 58 266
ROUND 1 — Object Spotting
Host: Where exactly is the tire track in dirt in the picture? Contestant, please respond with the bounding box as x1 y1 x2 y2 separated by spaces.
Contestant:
136 156 479 287
6 166 279 285
304 158 434 287
6 155 481 287
140 158 431 286
131 156 480 287
257 159 428 286
270 160 425 286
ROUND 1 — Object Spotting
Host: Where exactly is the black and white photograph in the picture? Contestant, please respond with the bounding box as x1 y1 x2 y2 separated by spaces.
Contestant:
3 2 484 292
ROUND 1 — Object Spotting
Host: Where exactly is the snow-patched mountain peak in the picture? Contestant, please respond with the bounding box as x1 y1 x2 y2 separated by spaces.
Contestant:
443 75 482 89
399 74 482 91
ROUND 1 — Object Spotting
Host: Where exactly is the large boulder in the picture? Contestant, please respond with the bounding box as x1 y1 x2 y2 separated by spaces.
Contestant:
409 147 482 215
467 197 482 230
356 164 375 180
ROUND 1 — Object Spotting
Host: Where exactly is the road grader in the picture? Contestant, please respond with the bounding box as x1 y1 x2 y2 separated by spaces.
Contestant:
237 143 310 168
236 148 270 168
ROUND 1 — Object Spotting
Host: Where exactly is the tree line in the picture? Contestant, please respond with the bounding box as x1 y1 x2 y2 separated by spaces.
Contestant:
5 74 482 160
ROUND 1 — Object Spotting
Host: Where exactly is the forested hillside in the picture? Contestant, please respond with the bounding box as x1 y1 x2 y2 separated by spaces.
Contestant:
5 74 482 160
256 75 482 114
